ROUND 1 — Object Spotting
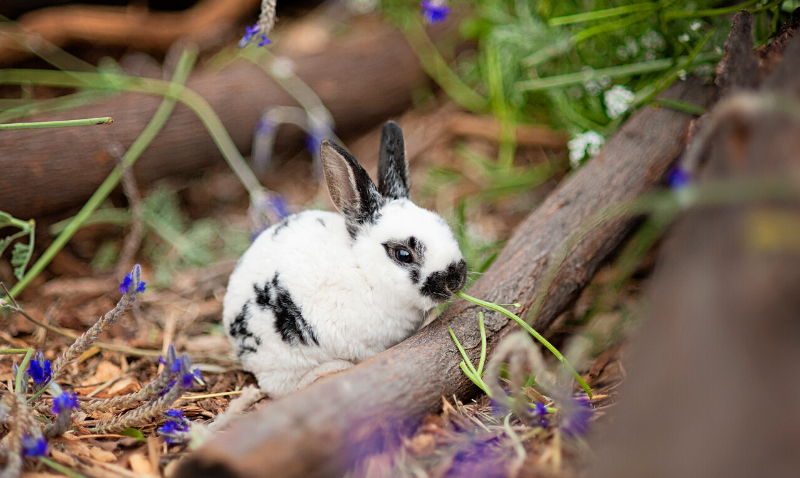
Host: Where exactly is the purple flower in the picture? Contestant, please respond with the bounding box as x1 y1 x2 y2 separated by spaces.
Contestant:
28 350 52 385
561 394 594 437
267 195 289 221
667 166 691 189
159 380 177 397
421 1 450 24
170 356 183 374
22 434 48 457
305 134 321 156
52 391 80 415
137 281 146 293
531 402 549 428
239 24 271 49
239 24 259 48
159 408 191 445
254 117 275 137
119 273 132 294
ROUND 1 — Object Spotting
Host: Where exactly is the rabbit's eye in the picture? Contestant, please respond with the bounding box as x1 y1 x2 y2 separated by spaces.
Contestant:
394 248 413 263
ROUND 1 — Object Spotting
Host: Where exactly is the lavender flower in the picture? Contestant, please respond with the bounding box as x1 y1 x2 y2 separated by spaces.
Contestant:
158 408 192 445
249 190 291 238
89 354 199 435
178 354 201 389
421 0 450 24
21 434 47 457
51 264 144 381
51 391 80 416
239 0 277 48
28 350 52 389
531 402 549 428
560 394 594 437
668 166 691 189
120 273 146 294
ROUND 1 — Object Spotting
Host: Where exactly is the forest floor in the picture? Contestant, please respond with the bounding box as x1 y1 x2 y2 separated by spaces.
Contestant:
0 96 652 477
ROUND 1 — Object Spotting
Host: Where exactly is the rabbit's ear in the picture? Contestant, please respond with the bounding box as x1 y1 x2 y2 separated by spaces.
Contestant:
377 121 410 199
321 140 383 233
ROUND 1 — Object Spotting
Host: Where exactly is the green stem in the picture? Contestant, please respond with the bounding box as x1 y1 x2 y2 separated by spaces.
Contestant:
0 348 30 354
448 327 492 397
6 49 197 298
477 312 487 377
14 348 33 394
663 0 761 19
399 14 489 112
548 2 660 25
518 52 719 91
0 117 113 130
39 457 90 478
455 291 592 398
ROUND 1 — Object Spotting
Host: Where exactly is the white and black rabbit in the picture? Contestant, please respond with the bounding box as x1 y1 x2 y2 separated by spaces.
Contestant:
223 121 467 397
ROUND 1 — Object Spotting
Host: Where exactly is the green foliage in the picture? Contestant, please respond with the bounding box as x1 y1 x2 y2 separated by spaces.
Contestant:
386 0 793 137
0 211 35 281
51 186 250 288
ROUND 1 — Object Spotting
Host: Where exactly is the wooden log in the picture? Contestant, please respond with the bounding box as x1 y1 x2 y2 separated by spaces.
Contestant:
591 14 800 478
174 78 715 478
0 0 260 65
0 19 430 219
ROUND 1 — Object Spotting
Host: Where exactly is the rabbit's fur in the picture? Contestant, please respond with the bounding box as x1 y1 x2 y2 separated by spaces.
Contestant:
223 122 466 397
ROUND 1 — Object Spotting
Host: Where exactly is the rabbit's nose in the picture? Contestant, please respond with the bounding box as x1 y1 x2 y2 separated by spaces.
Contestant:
446 259 467 293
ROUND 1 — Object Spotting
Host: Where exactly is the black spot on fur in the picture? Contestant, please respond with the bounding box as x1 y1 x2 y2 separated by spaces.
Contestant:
410 269 420 284
255 274 319 346
378 121 410 200
421 260 467 301
271 217 291 239
229 303 261 355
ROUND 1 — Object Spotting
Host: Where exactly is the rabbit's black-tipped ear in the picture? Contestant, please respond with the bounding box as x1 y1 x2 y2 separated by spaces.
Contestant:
320 140 383 236
378 121 410 199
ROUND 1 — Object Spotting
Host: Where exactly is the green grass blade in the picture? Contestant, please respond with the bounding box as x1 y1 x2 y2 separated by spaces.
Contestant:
0 117 113 130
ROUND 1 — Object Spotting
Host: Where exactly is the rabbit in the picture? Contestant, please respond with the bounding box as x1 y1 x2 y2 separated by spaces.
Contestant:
222 121 467 398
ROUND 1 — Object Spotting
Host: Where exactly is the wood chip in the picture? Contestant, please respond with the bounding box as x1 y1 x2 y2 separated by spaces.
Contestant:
90 446 118 463
49 448 75 467
107 376 141 396
129 453 155 475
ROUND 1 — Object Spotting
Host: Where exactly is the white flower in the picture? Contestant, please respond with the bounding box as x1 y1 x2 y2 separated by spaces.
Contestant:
690 20 702 31
604 85 635 119
678 33 690 43
640 30 665 50
677 69 687 81
568 131 605 169
625 37 639 56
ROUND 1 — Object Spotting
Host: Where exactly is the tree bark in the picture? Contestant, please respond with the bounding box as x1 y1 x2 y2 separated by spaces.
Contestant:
592 13 800 478
0 19 430 219
174 78 715 478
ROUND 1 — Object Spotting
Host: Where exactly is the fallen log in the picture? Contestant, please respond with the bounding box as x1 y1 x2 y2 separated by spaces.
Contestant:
0 0 259 65
592 13 800 478
174 77 715 478
0 17 432 219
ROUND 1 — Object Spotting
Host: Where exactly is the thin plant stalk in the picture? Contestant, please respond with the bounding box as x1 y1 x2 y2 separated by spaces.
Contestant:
6 49 196 297
39 457 89 478
13 348 33 394
399 13 488 112
455 290 592 397
0 117 112 130
518 52 720 91
548 2 661 26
